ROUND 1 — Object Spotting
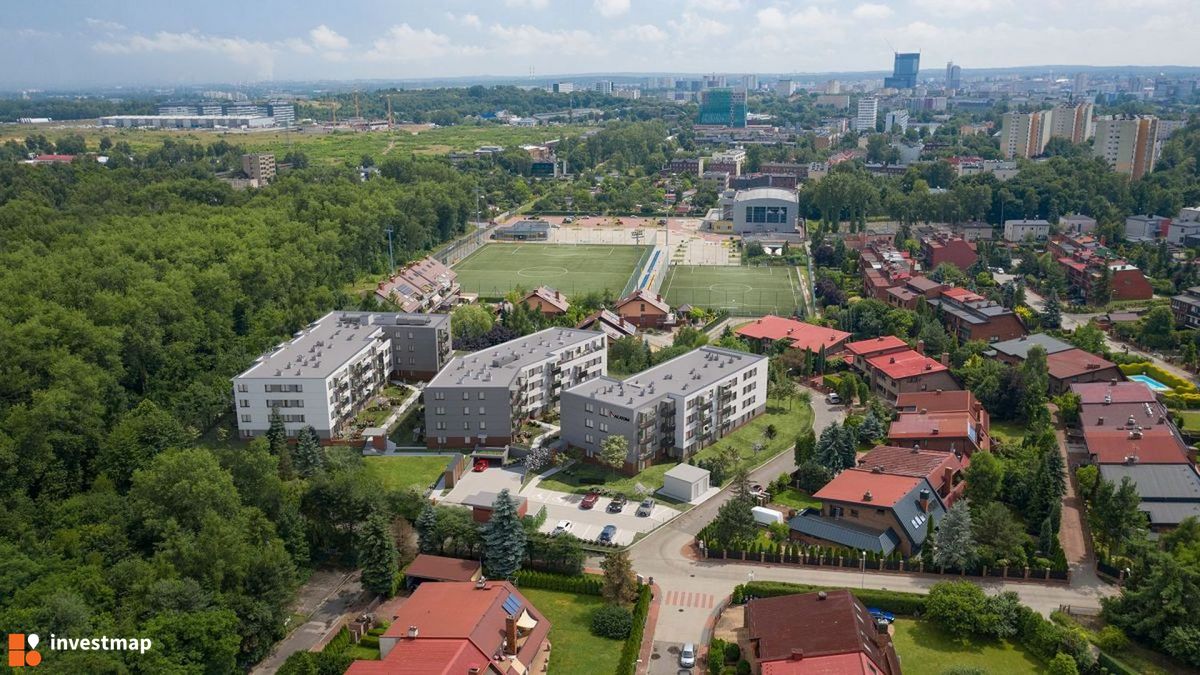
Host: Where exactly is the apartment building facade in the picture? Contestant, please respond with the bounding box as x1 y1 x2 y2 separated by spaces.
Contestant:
1049 102 1096 143
1000 110 1050 159
560 346 768 474
1094 115 1159 180
1171 286 1200 329
929 287 1027 342
423 328 606 449
921 234 978 271
233 311 451 439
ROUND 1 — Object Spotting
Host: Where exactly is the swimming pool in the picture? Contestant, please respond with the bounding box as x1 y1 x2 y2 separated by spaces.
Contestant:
1129 374 1171 392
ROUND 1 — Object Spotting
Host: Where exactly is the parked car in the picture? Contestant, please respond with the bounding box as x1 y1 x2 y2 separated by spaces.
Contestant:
636 498 655 517
599 525 617 543
749 483 766 498
679 643 696 668
607 494 628 513
826 392 841 404
552 520 573 536
580 491 601 509
472 459 489 472
867 607 895 624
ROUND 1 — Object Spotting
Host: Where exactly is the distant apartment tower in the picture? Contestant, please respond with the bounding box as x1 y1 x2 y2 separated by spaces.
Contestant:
267 101 295 127
855 97 879 133
233 311 451 440
1000 110 1051 159
423 328 606 449
552 82 574 94
158 103 195 115
242 153 276 184
945 62 961 90
593 81 614 94
884 52 921 89
697 89 747 127
560 346 768 474
775 79 794 97
825 79 841 94
740 74 758 91
1049 102 1095 144
884 109 909 134
1094 116 1159 180
1073 72 1089 95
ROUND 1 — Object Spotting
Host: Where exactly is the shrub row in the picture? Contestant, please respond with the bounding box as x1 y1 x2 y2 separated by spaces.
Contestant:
1120 362 1198 393
513 569 602 596
615 585 653 675
732 581 928 616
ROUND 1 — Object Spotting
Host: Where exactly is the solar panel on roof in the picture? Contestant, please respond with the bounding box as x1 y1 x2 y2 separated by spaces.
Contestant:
502 594 522 616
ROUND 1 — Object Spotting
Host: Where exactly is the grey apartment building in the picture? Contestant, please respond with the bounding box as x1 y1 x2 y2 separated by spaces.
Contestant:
233 311 451 440
560 346 769 475
423 328 607 449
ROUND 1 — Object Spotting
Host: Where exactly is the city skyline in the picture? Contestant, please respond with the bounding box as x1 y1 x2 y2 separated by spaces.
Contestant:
2 0 1199 88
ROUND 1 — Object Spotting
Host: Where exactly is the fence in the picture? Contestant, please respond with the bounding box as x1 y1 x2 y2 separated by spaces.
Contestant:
702 546 1070 584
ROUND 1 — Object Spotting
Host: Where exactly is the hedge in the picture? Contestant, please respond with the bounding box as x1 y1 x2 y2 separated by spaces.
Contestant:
1119 362 1198 393
732 581 927 616
615 585 653 675
513 569 602 596
1097 651 1141 675
358 634 380 649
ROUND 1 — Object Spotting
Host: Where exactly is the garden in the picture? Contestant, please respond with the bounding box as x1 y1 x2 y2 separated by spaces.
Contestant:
363 455 451 492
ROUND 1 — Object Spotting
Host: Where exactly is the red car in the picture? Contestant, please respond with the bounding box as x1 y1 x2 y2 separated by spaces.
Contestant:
580 491 601 509
473 459 489 472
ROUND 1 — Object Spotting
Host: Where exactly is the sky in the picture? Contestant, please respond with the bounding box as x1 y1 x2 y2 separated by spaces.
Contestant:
2 0 1199 88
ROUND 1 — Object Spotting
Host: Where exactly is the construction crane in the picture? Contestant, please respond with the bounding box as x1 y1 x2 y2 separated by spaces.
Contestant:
354 90 361 119
386 94 394 129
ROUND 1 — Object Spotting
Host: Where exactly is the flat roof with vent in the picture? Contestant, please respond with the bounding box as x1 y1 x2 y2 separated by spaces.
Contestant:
428 327 600 389
563 346 767 407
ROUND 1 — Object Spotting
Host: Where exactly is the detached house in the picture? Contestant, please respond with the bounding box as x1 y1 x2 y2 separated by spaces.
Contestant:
522 286 570 318
929 286 1027 342
845 336 960 402
745 590 900 675
614 289 674 329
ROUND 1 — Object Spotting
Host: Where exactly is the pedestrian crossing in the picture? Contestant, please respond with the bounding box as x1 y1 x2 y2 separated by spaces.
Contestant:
662 590 716 609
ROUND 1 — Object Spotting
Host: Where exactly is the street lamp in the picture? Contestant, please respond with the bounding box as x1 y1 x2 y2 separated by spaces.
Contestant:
860 550 867 588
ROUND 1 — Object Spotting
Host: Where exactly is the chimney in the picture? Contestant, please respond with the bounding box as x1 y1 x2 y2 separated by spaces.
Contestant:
817 591 828 600
555 290 561 299
915 339 925 355
657 293 663 301
863 490 873 502
940 352 950 366
407 625 419 639
790 649 805 661
919 489 931 513
505 615 518 656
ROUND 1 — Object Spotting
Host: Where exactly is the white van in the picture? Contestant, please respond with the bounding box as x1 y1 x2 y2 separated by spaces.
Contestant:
751 506 785 526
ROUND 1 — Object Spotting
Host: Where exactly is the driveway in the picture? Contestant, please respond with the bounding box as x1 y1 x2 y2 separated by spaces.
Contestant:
439 465 524 504
250 570 366 674
522 481 676 545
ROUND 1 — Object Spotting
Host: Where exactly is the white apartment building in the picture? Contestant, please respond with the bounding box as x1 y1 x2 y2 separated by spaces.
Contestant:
1000 110 1051 159
560 347 769 474
1049 102 1095 143
1003 219 1051 242
855 97 879 133
233 311 451 439
884 109 909 134
1094 116 1159 180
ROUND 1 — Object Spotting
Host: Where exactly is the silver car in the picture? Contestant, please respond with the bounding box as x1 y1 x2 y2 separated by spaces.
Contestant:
679 643 696 668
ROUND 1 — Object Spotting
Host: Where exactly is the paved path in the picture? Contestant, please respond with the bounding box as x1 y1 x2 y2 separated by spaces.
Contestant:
1055 423 1099 588
251 570 368 674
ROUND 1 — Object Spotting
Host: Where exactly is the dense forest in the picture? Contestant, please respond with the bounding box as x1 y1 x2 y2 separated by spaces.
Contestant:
0 141 475 670
0 96 157 122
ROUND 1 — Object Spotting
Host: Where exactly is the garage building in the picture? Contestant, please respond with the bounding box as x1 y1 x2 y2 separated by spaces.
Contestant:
660 463 711 502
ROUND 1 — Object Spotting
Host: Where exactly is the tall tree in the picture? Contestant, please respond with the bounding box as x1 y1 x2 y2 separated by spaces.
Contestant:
1091 477 1146 555
963 451 1004 504
1020 346 1050 426
599 435 629 468
416 505 440 553
293 426 325 478
481 489 526 579
1042 289 1063 329
794 429 816 465
357 511 399 596
600 550 638 605
934 501 977 571
709 496 756 549
814 422 847 474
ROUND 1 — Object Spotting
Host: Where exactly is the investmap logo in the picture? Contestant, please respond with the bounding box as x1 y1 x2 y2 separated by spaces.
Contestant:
7 632 153 666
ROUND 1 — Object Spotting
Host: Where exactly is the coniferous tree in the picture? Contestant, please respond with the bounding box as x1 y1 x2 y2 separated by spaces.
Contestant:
294 426 325 477
481 489 526 579
416 505 439 553
266 407 287 456
814 423 845 474
934 501 977 571
794 429 817 465
1042 289 1063 329
600 550 638 605
357 511 399 596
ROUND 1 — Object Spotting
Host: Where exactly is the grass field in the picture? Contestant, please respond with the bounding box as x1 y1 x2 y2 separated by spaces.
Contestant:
519 589 623 675
661 264 803 315
891 619 1042 674
0 122 589 165
454 243 651 299
363 455 449 492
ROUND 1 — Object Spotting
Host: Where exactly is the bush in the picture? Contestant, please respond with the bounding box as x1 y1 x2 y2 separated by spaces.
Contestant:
1046 652 1079 675
358 634 380 649
591 604 634 639
735 581 927 615
615 585 653 675
926 581 988 638
514 569 602 595
793 461 833 493
725 641 741 663
1096 625 1130 653
708 639 728 675
737 660 751 675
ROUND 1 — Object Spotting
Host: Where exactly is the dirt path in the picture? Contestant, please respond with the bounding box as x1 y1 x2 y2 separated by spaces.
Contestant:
381 139 398 156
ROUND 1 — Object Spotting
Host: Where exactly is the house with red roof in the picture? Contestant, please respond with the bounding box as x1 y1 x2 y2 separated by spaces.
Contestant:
858 242 918 301
576 309 638 340
745 590 900 675
891 389 991 457
346 580 550 675
1045 349 1122 394
613 289 673 329
1048 233 1153 303
855 444 968 506
922 234 978 272
883 276 946 310
375 256 460 313
522 286 570 317
851 341 960 402
736 315 851 354
928 286 1026 342
844 335 909 372
403 554 483 589
789 469 946 555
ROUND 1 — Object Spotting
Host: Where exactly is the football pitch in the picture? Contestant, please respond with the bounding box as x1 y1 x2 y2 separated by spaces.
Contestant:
454 243 652 299
661 265 803 315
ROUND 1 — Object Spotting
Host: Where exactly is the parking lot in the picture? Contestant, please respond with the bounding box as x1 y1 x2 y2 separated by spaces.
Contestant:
439 464 523 504
522 481 677 545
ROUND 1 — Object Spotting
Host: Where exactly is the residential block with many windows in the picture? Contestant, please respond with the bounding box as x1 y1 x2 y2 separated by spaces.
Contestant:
423 328 606 449
560 346 768 474
233 311 451 439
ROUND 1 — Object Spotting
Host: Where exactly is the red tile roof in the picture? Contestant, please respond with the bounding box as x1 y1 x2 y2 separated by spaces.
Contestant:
888 412 973 440
814 469 922 507
761 652 881 675
616 289 671 314
857 445 967 482
940 286 985 302
1082 428 1190 464
1046 349 1118 380
1072 381 1157 404
845 335 907 357
746 590 899 675
736 315 851 352
866 349 949 379
346 639 493 675
404 554 483 582
524 286 570 312
894 390 974 414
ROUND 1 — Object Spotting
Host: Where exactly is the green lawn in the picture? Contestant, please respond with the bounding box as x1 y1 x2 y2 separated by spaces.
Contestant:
389 404 425 446
520 589 623 675
989 420 1026 444
772 488 822 511
540 398 814 498
454 243 651 300
363 455 450 492
1179 411 1200 434
891 619 1042 675
661 264 803 315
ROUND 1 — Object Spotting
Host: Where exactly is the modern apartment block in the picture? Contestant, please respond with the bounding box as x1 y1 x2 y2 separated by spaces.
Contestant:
241 153 276 184
233 311 451 439
560 346 768 474
1049 102 1096 143
1000 110 1051 159
1094 115 1159 180
1171 286 1200 328
854 97 879 133
423 328 606 449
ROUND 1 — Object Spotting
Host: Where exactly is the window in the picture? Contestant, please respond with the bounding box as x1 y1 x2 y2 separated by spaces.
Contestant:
478 392 486 400
407 331 414 339
599 422 609 433
436 406 445 415
585 433 594 444
408 344 414 352
434 391 445 400
478 406 486 415
585 419 594 428
463 392 470 400
408 357 415 365
241 414 252 423
850 509 860 518
436 422 447 430
239 399 249 408
237 383 248 392
463 422 470 430
479 421 486 430
585 403 595 413
437 436 445 444
464 406 471 415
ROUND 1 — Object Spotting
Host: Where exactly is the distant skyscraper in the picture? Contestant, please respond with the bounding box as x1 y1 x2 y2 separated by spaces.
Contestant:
945 62 961 90
697 89 747 127
825 79 841 94
1094 115 1159 180
855 97 879 133
740 74 758 92
775 79 794 97
884 52 920 89
1000 110 1052 159
1073 72 1089 96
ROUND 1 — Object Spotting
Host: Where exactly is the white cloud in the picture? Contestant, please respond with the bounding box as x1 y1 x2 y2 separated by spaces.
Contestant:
309 25 349 51
84 18 125 32
852 3 894 20
616 23 668 41
93 31 276 78
504 0 550 8
366 24 469 61
488 24 602 56
669 12 730 39
687 0 745 9
595 0 631 17
912 0 1007 16
755 6 843 32
448 12 483 28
